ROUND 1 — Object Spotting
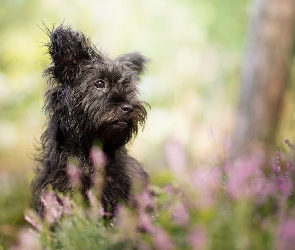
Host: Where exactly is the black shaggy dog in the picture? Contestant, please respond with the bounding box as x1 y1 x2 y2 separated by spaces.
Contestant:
31 25 149 218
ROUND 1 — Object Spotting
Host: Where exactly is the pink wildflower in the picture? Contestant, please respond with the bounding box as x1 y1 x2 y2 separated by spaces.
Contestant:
138 210 154 232
192 167 221 208
58 195 75 215
171 201 190 226
66 164 81 187
277 175 293 197
226 153 269 202
276 217 295 250
165 185 173 195
164 136 187 175
86 190 105 218
41 191 63 225
12 229 41 250
152 227 175 250
90 146 107 169
137 191 155 210
188 227 207 250
24 211 43 232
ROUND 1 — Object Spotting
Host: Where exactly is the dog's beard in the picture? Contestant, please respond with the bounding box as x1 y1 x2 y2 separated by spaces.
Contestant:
94 104 147 149
97 123 131 148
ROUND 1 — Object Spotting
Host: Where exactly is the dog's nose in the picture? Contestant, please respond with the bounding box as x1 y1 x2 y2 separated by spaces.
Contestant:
121 103 134 114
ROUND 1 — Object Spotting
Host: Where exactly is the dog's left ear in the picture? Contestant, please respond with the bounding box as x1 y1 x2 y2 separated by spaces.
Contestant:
45 24 102 85
117 52 149 75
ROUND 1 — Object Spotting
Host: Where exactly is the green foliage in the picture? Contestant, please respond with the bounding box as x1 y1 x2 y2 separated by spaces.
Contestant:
0 177 30 249
14 146 295 250
0 1 249 245
51 216 117 250
4 0 295 249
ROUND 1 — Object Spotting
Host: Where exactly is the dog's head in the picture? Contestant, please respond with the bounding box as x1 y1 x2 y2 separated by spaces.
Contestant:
44 25 149 149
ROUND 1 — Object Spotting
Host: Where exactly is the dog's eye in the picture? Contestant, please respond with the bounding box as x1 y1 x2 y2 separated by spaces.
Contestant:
94 80 106 89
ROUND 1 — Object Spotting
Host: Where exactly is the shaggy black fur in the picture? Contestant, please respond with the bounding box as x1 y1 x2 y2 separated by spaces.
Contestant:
31 25 149 217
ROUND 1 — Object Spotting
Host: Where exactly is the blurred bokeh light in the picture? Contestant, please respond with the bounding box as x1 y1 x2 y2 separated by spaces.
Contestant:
0 0 250 247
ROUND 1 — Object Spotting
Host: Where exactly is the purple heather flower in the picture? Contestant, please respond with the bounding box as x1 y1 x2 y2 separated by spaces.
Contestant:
137 191 155 210
66 164 81 187
138 210 154 232
272 164 281 173
226 153 269 202
12 229 42 250
171 201 190 226
277 175 292 197
188 227 207 250
152 227 175 250
86 190 105 218
41 191 63 225
165 185 174 198
287 163 292 172
24 211 43 232
192 167 221 208
87 190 98 208
90 146 107 169
276 217 295 250
164 136 187 175
136 201 170 248
58 195 75 215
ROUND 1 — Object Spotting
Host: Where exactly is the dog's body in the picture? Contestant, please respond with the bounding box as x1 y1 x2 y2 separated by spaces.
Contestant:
31 25 149 217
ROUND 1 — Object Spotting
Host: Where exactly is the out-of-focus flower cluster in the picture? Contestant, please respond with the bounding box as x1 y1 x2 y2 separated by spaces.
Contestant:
12 141 295 250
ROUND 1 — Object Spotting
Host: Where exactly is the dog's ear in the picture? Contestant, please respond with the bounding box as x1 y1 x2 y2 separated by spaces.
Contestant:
45 25 101 84
117 52 149 75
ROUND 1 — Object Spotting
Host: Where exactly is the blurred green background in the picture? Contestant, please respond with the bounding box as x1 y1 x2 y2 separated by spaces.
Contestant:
0 0 264 247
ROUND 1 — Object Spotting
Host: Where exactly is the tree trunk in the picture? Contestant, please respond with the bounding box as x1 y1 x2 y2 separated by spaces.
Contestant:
232 0 295 154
